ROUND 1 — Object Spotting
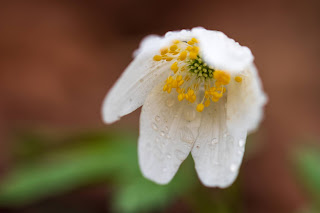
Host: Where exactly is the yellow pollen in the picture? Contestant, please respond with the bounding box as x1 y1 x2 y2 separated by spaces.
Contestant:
235 76 242 83
191 38 198 43
153 55 162 61
214 70 231 85
178 93 184 101
196 103 204 112
170 44 178 51
187 40 195 45
212 97 219 102
204 99 210 107
153 38 231 113
160 48 168 55
189 52 197 59
179 51 187 61
171 62 179 73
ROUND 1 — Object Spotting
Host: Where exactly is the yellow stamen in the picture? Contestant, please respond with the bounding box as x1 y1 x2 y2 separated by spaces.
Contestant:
178 93 184 101
170 44 178 51
179 51 187 61
153 55 162 61
204 99 210 107
189 52 197 59
171 62 179 73
196 103 204 112
235 76 242 83
160 48 168 55
191 38 198 43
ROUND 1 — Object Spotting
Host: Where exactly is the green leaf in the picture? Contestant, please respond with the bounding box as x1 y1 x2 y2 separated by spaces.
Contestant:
293 145 320 200
113 156 196 213
0 132 137 206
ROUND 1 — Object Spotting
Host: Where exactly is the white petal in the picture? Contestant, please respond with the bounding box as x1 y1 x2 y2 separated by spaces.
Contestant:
192 27 254 73
191 97 247 188
226 64 267 134
102 35 171 124
139 83 201 184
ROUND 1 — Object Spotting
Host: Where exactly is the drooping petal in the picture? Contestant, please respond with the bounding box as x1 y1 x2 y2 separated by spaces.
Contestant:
191 97 247 188
192 27 254 73
226 64 267 134
102 35 172 124
139 83 201 184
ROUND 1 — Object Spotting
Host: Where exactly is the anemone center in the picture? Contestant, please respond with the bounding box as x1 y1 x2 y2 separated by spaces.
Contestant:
152 38 241 112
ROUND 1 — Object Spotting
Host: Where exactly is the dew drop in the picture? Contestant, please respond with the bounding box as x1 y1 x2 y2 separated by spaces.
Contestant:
155 137 160 142
213 161 220 165
239 139 245 147
162 167 168 172
154 147 163 160
174 150 186 160
152 123 158 130
179 126 195 143
211 138 218 145
166 154 172 159
166 97 175 107
165 126 169 132
183 107 196 121
160 131 165 137
155 115 160 122
230 164 237 172
226 135 234 143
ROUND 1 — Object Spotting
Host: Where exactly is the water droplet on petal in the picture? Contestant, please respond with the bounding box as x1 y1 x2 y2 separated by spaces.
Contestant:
166 97 175 107
183 107 196 121
160 131 165 137
179 126 195 143
155 115 160 122
230 164 237 172
165 126 169 132
155 137 160 142
239 139 245 147
154 147 163 160
211 138 218 144
174 149 186 160
166 154 172 159
152 123 158 130
226 135 234 143
208 138 218 149
162 167 168 172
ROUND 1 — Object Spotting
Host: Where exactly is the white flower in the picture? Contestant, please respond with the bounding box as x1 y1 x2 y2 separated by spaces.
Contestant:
102 27 267 188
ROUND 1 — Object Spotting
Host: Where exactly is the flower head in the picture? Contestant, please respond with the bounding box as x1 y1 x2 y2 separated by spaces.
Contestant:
102 27 267 188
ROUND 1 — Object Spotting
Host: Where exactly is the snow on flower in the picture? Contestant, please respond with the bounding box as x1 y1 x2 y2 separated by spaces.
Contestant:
102 27 267 188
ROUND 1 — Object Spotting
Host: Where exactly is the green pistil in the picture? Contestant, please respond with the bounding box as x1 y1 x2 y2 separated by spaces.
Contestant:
188 56 215 79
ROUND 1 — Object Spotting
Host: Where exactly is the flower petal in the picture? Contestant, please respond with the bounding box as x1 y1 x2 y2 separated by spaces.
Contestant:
102 35 171 124
192 27 254 73
139 83 201 184
226 64 267 134
191 97 247 188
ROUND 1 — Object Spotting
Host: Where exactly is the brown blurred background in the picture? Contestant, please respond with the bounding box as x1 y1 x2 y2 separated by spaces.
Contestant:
0 0 320 212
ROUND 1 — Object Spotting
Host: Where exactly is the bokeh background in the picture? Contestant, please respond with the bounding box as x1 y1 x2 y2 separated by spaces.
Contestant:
0 0 320 212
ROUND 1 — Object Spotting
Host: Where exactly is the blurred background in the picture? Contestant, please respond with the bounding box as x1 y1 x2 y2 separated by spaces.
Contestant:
0 0 319 212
